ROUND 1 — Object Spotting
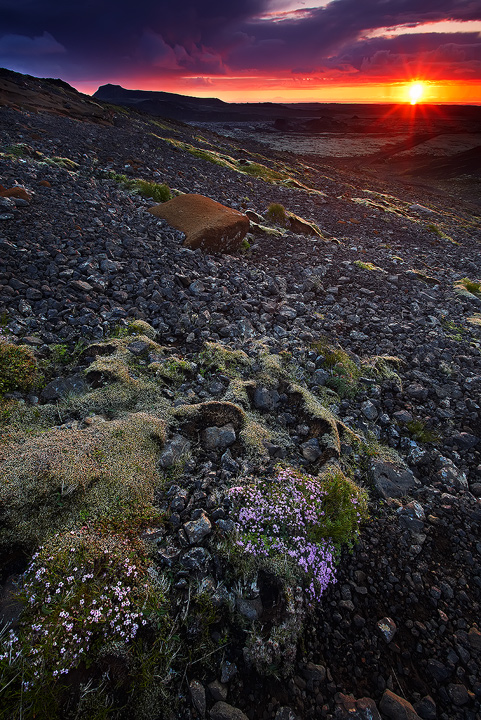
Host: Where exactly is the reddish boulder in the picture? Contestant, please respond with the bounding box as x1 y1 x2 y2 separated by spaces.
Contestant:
148 193 249 253
0 186 31 201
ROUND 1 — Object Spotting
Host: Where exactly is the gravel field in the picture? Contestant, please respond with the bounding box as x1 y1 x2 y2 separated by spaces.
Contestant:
0 93 481 720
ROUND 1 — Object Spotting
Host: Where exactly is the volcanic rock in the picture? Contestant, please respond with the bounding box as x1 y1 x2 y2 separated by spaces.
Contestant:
379 690 421 720
369 460 419 499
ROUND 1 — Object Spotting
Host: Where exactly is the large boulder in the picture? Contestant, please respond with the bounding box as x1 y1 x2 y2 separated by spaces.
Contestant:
148 193 249 253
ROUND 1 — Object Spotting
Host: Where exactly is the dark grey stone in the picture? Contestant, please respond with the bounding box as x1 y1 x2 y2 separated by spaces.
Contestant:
209 702 248 720
203 424 236 451
158 434 191 468
301 437 322 462
361 400 378 420
413 696 437 720
183 512 212 544
379 690 421 720
41 373 88 402
189 679 206 719
179 547 211 570
127 339 150 355
253 386 280 411
369 461 419 499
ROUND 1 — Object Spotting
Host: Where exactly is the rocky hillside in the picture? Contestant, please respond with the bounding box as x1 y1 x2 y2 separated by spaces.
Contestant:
0 70 480 720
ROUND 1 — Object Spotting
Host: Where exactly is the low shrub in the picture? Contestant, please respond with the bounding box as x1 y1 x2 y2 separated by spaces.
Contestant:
108 173 171 203
135 180 171 203
461 277 481 297
406 419 440 443
312 336 401 399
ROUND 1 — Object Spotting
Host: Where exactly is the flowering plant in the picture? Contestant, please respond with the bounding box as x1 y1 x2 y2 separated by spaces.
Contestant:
2 528 165 691
229 466 367 603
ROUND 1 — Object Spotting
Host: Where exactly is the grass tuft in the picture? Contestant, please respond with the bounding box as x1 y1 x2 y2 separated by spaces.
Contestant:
107 172 171 202
265 203 287 224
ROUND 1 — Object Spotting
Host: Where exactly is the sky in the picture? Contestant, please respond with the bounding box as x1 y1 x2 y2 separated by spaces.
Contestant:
1 0 481 103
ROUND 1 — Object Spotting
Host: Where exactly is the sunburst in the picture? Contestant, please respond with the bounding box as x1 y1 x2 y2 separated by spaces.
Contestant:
408 81 425 104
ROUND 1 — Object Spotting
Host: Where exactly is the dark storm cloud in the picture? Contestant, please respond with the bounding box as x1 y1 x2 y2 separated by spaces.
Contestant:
338 32 481 79
228 0 481 72
0 0 481 81
0 0 270 77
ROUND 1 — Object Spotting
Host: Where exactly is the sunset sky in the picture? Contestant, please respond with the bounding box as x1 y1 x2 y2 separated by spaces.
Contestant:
1 0 481 103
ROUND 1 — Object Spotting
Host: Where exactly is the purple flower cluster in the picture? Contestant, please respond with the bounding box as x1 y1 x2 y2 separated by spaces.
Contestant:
14 529 150 684
229 467 337 603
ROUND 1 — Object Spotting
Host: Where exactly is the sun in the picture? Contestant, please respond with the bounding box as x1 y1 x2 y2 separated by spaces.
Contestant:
408 81 425 104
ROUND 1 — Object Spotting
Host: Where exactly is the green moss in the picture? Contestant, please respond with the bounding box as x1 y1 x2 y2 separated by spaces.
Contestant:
199 342 251 377
128 319 157 339
312 337 401 399
354 260 386 273
442 317 466 341
149 356 195 384
0 340 38 395
405 419 440 443
46 156 79 170
6 142 30 157
249 222 287 237
310 466 368 549
242 162 284 182
49 343 69 365
0 400 59 439
406 269 438 285
65 377 170 419
222 378 251 408
426 223 458 244
162 138 323 192
239 418 271 458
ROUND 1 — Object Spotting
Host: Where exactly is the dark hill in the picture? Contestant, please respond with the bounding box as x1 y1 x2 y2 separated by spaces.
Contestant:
0 67 109 123
94 82 295 122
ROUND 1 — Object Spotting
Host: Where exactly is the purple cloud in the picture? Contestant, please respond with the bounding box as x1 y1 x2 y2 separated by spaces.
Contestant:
0 0 480 84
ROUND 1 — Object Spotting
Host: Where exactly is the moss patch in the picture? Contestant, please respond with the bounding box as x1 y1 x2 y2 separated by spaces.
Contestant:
0 412 166 550
354 260 387 273
0 340 38 395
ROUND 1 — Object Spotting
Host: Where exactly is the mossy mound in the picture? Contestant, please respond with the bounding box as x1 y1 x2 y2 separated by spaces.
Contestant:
0 412 166 550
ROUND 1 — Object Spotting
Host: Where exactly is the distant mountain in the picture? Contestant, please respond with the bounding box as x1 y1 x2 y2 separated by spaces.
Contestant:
93 83 322 122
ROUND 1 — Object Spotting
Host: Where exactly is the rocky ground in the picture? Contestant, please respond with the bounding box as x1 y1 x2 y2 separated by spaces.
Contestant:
0 77 481 720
